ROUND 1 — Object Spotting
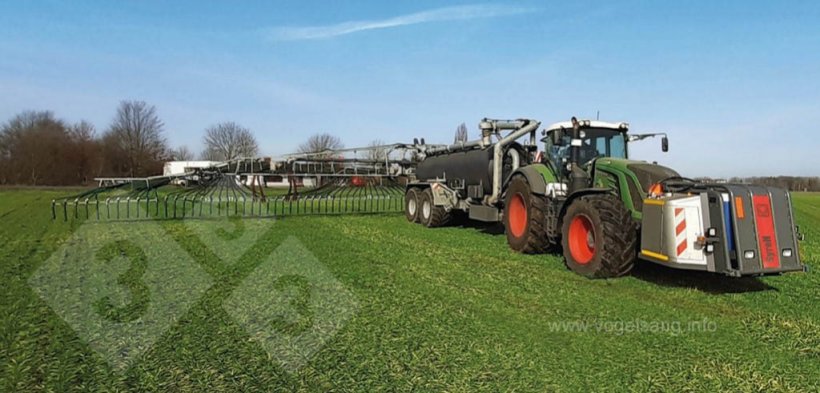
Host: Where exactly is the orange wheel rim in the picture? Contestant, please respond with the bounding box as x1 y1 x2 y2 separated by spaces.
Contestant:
568 215 595 264
509 193 527 238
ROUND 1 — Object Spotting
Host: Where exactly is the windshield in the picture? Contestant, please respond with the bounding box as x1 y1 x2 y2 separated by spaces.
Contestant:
545 128 627 167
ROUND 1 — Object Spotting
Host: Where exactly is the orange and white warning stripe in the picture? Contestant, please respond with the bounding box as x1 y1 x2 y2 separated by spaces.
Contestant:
674 208 687 256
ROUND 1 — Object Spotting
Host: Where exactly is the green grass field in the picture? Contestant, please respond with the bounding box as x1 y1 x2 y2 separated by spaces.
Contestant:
1 189 818 392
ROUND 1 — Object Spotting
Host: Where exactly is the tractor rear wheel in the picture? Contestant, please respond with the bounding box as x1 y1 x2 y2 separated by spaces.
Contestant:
419 188 451 227
405 188 420 223
561 194 638 278
503 175 549 253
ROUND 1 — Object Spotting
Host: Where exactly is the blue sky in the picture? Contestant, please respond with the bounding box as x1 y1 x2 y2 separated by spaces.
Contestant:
1 0 818 177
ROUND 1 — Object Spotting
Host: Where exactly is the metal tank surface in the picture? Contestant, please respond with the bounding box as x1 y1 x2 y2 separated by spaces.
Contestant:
415 144 528 195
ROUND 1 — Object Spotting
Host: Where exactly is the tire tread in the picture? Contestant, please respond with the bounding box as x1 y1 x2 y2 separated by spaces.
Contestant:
563 194 638 278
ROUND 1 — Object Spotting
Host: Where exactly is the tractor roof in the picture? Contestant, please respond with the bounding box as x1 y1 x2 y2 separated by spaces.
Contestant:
545 120 629 132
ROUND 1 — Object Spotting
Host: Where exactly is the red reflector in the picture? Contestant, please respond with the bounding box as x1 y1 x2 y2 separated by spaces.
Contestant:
752 195 780 269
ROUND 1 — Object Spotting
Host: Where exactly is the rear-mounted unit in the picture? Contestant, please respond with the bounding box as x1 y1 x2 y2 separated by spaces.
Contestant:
640 184 805 277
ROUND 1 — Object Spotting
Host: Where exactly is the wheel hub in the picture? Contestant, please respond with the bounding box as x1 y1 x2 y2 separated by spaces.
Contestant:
508 193 527 237
568 214 595 264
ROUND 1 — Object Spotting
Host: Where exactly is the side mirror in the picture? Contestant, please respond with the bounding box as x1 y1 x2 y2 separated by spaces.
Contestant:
661 136 669 152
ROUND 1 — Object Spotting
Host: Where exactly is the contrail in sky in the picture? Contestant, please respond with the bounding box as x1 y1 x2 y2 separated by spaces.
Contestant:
266 4 535 41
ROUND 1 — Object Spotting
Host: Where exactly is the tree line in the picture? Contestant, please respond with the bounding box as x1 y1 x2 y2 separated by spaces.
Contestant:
0 99 354 187
727 176 820 192
0 100 261 186
2 104 816 190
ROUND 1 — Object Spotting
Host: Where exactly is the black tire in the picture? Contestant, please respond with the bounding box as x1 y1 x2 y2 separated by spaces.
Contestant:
503 175 549 253
405 188 420 223
561 194 638 278
419 188 451 228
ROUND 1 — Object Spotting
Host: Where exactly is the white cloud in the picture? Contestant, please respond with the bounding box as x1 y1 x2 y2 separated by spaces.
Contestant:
265 4 536 41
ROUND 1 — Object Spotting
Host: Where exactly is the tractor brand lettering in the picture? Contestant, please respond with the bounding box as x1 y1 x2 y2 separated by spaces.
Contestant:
761 235 776 266
752 195 780 269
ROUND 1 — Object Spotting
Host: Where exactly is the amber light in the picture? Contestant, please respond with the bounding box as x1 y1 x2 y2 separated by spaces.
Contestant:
734 196 745 219
648 183 663 196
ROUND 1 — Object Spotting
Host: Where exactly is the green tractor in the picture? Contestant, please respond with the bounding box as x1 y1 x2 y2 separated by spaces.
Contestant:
406 117 805 278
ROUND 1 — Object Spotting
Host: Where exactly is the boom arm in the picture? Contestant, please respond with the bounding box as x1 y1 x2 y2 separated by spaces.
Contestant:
628 132 669 152
627 132 667 142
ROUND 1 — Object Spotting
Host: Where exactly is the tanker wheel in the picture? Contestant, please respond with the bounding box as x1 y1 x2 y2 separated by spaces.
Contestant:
503 175 549 253
405 188 420 223
419 188 451 228
561 194 638 278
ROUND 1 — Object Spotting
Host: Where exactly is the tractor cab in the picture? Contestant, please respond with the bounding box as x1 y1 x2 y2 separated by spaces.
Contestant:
540 119 669 176
541 120 630 169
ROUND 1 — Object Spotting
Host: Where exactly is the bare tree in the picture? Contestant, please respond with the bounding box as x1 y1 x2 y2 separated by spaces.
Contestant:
69 120 102 184
0 111 70 185
201 122 259 161
70 120 95 140
367 139 389 162
298 133 343 157
169 146 195 161
454 122 468 144
1 111 42 184
102 100 167 177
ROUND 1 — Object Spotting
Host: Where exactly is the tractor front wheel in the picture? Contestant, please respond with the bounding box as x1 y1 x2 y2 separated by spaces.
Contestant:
503 176 549 253
561 194 638 278
405 188 420 223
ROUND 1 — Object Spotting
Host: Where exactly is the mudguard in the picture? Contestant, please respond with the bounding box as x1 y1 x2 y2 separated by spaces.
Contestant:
507 164 558 196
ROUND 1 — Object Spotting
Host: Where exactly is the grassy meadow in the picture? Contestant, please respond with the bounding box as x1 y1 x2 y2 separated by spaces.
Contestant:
1 189 818 392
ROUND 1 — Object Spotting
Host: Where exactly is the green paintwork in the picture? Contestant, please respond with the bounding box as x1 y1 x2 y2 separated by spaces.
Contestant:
529 163 558 183
592 157 648 220
516 158 647 221
507 163 559 195
593 170 619 190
